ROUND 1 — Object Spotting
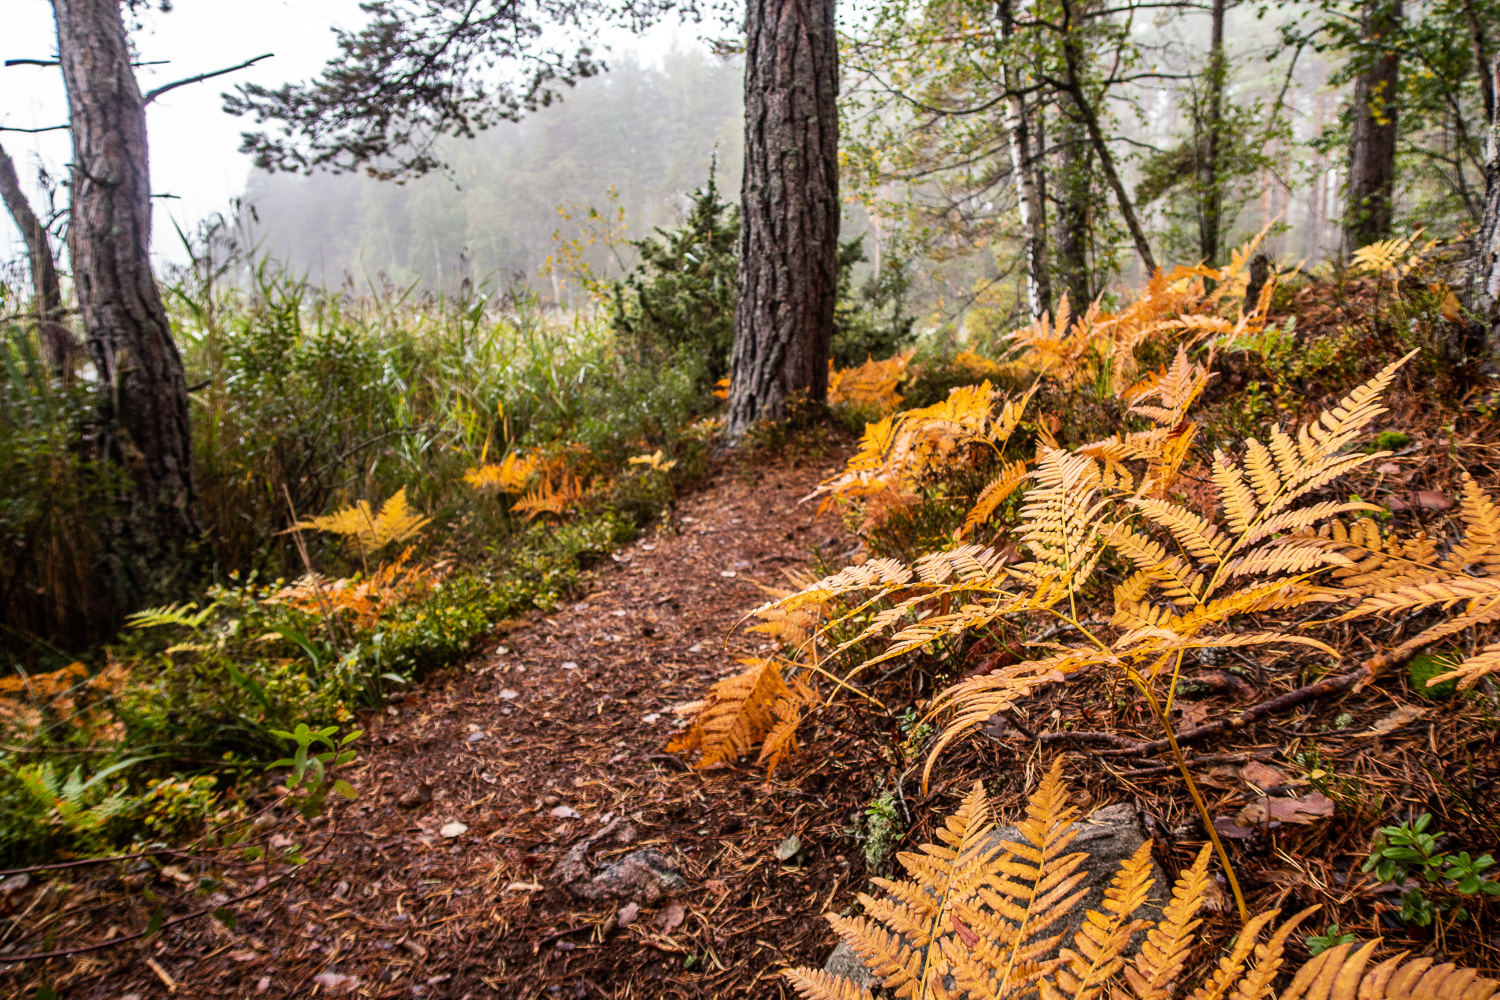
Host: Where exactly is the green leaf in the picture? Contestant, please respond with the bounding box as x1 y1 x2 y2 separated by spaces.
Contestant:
145 905 164 937
333 779 358 800
34 987 59 1000
241 846 264 861
227 661 273 713
212 906 236 930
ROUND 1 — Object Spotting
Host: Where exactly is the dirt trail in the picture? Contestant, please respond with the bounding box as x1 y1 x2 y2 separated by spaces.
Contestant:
80 449 866 999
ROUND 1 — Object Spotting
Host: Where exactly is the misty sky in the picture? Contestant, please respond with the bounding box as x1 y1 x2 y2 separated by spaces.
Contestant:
0 0 710 266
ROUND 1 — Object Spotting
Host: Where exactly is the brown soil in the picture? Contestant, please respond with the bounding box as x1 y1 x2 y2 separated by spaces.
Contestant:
6 446 887 1000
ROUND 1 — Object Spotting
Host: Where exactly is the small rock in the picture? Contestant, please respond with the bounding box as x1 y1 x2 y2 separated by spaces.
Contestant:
720 570 736 577
824 940 879 991
465 731 486 743
550 805 582 819
0 874 30 895
565 849 687 904
543 794 562 807
500 688 519 700
616 902 640 927
654 900 687 933
440 821 469 838
642 713 661 724
562 661 579 670
256 977 271 993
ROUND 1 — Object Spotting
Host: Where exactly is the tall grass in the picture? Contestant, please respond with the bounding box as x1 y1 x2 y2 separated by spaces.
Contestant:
0 251 715 663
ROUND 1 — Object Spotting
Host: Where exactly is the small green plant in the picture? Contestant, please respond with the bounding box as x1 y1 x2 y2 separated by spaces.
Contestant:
1407 652 1461 700
851 782 903 875
1362 813 1500 925
1306 923 1357 956
268 724 361 819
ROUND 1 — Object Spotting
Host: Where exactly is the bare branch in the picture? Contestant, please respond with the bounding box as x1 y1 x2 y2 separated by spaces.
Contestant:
143 52 274 106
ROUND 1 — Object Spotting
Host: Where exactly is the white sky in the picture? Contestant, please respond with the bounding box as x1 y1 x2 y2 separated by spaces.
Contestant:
0 0 714 267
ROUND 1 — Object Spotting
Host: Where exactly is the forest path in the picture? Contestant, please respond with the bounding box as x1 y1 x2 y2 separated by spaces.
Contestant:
123 446 865 999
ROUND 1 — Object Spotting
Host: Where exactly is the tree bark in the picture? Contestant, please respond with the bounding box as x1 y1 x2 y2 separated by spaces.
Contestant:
1461 0 1493 127
728 0 840 438
1470 55 1500 349
1055 112 1094 311
52 0 201 595
1057 0 1157 276
0 140 74 375
1000 0 1050 319
1198 0 1227 267
1344 0 1402 253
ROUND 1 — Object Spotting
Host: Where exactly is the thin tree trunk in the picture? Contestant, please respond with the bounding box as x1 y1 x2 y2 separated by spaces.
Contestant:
1056 112 1094 311
1198 0 1227 266
1344 0 1402 252
0 140 74 374
1000 0 1051 319
53 0 201 600
1469 55 1500 349
1057 0 1158 276
728 0 840 437
1462 0 1493 126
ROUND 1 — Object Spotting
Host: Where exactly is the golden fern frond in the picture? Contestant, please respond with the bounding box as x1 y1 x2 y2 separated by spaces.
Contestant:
1226 907 1317 1000
512 474 585 520
784 967 875 1000
1045 840 1155 1000
1295 351 1416 465
1187 910 1283 1000
963 460 1033 539
1125 844 1212 1000
757 692 810 775
1451 475 1500 573
293 487 431 554
1128 499 1230 564
1285 950 1500 1000
1014 449 1112 592
1424 642 1500 691
667 657 790 768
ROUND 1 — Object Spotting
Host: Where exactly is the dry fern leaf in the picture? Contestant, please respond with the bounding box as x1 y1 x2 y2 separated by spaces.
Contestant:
784 967 876 1000
291 487 431 555
963 459 1032 539
512 473 585 520
1125 844 1212 1000
668 657 813 772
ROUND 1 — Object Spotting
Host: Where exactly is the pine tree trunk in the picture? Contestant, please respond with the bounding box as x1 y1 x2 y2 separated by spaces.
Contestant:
1056 114 1094 311
1198 0 1227 267
53 0 201 599
1470 55 1500 349
1344 0 1402 252
728 0 840 438
0 140 74 374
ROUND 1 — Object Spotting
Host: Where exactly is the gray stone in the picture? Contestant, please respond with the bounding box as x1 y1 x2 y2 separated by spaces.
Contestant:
563 848 686 904
824 940 880 991
821 803 1166 988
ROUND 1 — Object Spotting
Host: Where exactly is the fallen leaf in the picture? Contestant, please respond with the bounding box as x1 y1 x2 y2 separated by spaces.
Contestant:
654 900 687 933
1213 816 1256 840
312 972 358 993
499 688 519 700
1240 761 1287 791
720 570 737 577
1366 704 1428 735
1376 463 1401 475
508 882 544 891
1173 701 1210 727
228 949 260 962
1413 490 1451 511
774 835 801 861
616 902 640 928
641 713 661 724
439 821 469 838
1238 791 1335 826
703 878 729 896
549 805 581 819
562 661 579 670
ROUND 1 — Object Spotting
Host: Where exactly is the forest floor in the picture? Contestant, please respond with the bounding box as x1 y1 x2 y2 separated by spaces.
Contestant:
30 443 882 1000
10 352 1500 999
